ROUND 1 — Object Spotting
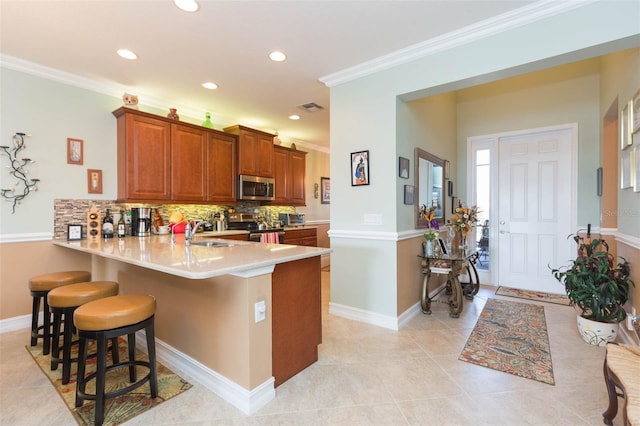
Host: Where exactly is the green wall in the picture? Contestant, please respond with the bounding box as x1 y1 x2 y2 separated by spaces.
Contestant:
328 0 640 319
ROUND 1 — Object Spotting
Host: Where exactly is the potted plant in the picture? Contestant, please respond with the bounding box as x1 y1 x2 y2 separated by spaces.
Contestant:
551 234 635 346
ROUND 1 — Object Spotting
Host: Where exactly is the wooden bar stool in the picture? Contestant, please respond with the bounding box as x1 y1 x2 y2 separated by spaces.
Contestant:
74 294 158 426
29 270 91 355
48 281 120 384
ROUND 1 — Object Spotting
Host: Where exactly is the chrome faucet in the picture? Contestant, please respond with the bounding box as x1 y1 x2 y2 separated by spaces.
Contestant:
184 220 209 246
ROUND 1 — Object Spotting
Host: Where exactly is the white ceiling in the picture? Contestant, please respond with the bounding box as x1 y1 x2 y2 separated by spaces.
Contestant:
1 0 541 149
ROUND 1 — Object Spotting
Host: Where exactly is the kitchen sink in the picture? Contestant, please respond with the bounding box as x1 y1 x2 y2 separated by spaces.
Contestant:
189 240 236 248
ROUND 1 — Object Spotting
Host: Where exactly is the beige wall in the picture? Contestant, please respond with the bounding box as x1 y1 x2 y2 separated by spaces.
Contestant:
315 223 330 248
0 241 91 320
396 236 449 316
102 258 272 390
617 242 640 318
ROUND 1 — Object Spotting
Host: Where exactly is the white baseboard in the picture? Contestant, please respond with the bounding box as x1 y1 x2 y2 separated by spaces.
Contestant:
0 316 275 415
0 313 33 333
133 330 275 416
328 283 445 331
329 302 400 330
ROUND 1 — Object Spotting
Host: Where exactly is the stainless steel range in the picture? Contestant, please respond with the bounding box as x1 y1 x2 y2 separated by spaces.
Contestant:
227 212 285 243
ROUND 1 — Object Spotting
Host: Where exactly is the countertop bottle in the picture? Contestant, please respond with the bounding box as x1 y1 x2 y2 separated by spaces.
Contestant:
117 210 126 238
102 208 114 239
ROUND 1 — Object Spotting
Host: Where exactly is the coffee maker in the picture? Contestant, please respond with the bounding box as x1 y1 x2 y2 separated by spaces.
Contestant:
130 207 152 236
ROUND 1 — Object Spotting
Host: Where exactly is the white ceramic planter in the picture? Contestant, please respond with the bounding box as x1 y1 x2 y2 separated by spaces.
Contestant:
576 315 619 346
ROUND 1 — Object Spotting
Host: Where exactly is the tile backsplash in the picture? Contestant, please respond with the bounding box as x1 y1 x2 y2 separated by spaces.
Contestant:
54 199 296 240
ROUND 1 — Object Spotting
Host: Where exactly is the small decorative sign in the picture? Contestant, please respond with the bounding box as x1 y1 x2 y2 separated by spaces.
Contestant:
67 224 82 240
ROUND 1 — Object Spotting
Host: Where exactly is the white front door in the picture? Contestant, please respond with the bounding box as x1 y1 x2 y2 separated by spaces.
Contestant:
497 124 576 294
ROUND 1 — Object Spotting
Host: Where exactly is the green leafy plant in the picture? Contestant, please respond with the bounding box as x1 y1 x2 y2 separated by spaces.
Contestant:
551 235 634 323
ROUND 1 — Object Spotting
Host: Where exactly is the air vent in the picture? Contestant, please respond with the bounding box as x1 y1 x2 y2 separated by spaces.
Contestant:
296 102 324 112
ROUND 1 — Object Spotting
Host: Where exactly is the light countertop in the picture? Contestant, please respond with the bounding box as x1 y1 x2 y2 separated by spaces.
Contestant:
53 235 330 280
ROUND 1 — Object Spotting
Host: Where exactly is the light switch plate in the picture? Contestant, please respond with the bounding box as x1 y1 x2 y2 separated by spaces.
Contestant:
255 300 266 323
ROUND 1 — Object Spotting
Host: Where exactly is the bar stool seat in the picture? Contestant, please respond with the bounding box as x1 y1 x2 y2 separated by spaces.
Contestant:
48 281 119 384
74 294 157 426
29 270 91 355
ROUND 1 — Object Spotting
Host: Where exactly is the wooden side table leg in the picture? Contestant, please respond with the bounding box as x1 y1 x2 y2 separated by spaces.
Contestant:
602 355 618 426
421 268 432 314
448 272 463 318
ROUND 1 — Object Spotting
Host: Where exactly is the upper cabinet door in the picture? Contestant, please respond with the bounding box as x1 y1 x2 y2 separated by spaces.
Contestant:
272 146 290 204
117 110 171 201
171 124 207 201
224 125 274 178
289 150 307 205
206 132 237 203
272 146 306 206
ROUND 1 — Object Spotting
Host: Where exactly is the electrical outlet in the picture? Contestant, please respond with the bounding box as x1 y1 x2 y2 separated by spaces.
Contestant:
626 307 636 331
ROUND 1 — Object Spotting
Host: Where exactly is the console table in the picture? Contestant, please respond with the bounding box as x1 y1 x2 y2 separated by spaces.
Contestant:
419 250 480 318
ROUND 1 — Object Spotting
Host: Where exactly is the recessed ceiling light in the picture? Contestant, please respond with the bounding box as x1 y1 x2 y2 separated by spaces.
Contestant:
117 49 137 60
174 0 199 12
202 82 218 90
269 51 287 62
289 115 300 120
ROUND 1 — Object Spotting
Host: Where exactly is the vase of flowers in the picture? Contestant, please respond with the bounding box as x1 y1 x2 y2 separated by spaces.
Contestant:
449 200 479 252
420 204 440 257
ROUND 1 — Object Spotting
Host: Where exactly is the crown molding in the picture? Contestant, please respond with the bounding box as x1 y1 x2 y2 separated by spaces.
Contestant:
0 54 330 153
319 0 597 87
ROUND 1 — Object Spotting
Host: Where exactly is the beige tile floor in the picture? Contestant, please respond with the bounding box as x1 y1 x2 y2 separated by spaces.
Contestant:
0 271 623 425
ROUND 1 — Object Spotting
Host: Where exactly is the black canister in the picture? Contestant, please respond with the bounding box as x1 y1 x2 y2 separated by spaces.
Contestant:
130 207 152 236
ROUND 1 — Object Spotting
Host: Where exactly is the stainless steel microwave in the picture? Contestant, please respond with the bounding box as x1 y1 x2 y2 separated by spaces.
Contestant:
238 175 275 201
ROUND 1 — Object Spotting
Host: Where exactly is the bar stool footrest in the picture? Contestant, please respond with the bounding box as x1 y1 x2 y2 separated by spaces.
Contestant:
75 360 153 403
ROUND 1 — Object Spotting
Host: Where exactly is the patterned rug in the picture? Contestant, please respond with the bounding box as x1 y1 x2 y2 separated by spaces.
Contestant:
459 298 555 385
496 286 570 306
27 338 192 425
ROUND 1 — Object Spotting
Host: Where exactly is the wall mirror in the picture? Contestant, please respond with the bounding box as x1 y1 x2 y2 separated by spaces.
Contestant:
415 147 445 228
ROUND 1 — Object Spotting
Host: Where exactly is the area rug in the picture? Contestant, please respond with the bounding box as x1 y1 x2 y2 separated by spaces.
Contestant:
27 338 192 425
496 286 570 306
459 298 555 385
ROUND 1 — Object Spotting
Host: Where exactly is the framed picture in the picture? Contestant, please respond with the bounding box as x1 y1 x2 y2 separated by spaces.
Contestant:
399 157 409 179
632 89 640 134
67 224 83 240
351 150 369 186
321 176 330 204
634 145 640 193
87 169 103 194
621 101 632 150
67 138 84 165
621 150 632 189
403 184 414 205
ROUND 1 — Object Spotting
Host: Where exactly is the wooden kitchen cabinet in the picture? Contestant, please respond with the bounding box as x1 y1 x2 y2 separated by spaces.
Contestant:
223 125 274 178
113 107 237 204
114 108 171 201
273 145 307 206
216 232 249 241
171 124 207 201
283 227 317 247
206 132 237 203
272 256 321 387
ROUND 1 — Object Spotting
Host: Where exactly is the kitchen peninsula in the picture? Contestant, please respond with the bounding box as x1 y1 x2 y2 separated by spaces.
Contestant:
53 235 331 414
